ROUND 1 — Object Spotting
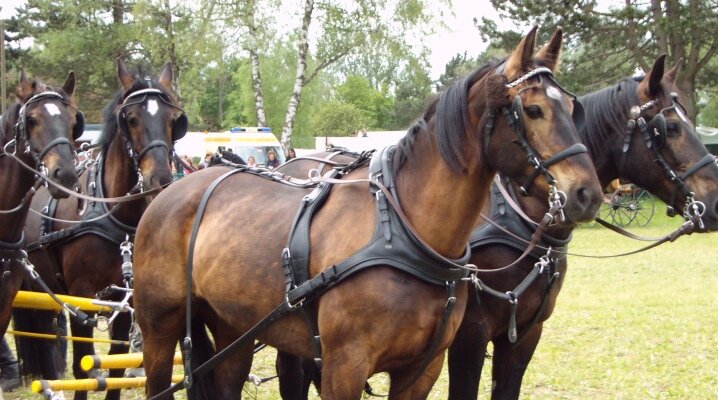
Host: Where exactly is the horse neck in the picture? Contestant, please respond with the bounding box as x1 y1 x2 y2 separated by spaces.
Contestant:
0 158 34 242
102 131 146 225
395 132 494 258
579 93 627 188
0 114 36 241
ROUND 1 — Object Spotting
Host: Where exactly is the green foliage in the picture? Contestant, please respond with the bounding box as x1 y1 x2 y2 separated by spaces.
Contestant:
335 75 392 129
391 60 433 129
311 101 369 137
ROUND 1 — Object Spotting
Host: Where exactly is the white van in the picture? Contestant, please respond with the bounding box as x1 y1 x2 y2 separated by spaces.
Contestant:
203 127 286 167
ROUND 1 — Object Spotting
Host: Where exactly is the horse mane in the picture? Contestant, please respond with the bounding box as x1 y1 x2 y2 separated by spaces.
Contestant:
99 77 176 154
394 59 506 174
0 103 21 143
578 78 640 160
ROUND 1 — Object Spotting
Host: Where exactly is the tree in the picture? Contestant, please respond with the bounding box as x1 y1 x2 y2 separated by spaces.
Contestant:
336 75 393 129
220 0 442 150
9 0 133 120
479 0 718 122
311 101 369 137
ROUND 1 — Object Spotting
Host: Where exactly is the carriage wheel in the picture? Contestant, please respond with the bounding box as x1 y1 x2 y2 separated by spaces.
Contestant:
631 189 655 227
612 190 636 227
590 197 615 227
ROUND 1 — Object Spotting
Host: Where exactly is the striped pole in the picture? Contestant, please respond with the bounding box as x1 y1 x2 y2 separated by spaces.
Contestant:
12 290 113 312
6 330 129 346
31 375 184 393
81 352 182 371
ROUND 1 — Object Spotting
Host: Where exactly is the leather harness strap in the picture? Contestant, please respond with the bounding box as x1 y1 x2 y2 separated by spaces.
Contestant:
155 148 471 400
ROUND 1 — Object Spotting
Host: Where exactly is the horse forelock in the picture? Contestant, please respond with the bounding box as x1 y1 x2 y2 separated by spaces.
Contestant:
578 78 638 162
100 77 177 153
394 60 503 174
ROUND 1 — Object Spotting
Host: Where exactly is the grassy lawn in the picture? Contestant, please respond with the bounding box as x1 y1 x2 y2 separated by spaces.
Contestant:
4 209 716 399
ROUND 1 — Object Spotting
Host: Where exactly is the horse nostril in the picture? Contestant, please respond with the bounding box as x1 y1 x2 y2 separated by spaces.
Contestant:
574 186 601 214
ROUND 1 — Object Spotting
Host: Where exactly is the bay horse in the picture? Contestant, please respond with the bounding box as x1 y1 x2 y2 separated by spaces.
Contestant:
14 58 187 400
0 69 83 340
446 54 718 399
134 26 601 399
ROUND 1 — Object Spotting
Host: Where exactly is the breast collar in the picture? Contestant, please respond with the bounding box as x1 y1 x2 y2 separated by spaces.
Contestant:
32 153 136 252
469 175 571 258
285 145 470 290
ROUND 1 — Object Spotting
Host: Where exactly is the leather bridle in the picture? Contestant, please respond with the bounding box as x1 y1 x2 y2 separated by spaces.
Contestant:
115 85 187 192
483 67 588 214
618 93 713 227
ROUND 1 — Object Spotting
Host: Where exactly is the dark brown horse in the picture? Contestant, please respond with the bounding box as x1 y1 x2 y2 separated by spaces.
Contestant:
446 55 718 399
133 27 602 399
14 59 186 400
0 70 82 339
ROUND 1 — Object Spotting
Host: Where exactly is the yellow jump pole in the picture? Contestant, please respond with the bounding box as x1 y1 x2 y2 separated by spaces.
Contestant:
81 352 183 371
6 330 129 346
31 375 184 393
12 290 113 312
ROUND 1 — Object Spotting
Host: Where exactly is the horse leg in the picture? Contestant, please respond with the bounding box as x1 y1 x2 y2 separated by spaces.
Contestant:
103 312 131 400
490 323 543 400
141 313 184 398
210 325 254 400
276 351 305 400
70 315 96 400
387 352 445 400
317 348 371 399
447 318 489 400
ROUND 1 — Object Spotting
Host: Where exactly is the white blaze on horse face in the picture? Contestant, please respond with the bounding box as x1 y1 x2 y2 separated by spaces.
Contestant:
147 100 159 116
45 103 61 116
546 86 562 101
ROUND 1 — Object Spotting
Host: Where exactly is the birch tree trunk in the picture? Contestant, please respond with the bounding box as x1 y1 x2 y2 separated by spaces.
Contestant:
280 0 314 151
246 0 267 127
163 0 179 96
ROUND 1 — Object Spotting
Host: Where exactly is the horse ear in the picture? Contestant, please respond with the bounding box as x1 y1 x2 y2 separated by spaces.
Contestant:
62 71 76 98
16 67 34 101
638 54 666 98
535 27 563 72
504 25 538 81
117 58 134 91
664 57 682 85
158 62 174 91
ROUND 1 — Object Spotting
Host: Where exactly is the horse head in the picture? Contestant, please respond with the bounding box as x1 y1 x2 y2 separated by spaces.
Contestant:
107 58 186 192
7 69 82 198
609 55 718 231
470 27 602 224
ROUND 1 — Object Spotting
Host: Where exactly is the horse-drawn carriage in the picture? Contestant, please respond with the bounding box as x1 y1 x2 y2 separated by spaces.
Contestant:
596 182 656 227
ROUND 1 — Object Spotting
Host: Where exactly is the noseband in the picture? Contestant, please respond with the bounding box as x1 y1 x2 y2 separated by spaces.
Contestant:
484 67 588 214
618 93 713 225
8 91 78 175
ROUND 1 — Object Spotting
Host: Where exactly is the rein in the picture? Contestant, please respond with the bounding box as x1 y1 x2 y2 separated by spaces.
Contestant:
2 149 164 203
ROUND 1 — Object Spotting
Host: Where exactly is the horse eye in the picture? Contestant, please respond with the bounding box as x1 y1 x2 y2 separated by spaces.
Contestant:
26 116 37 126
666 122 681 136
525 105 543 119
127 116 139 127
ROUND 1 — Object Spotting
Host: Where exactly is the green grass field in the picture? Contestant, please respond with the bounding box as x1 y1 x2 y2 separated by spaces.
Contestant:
4 209 716 399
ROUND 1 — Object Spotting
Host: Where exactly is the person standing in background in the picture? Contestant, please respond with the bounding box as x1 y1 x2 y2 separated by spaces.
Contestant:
266 150 280 170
